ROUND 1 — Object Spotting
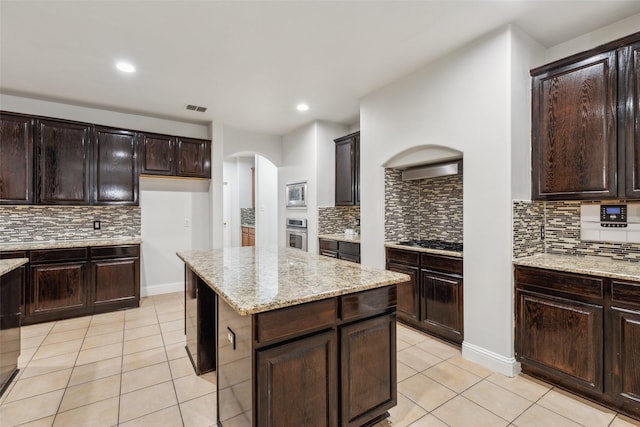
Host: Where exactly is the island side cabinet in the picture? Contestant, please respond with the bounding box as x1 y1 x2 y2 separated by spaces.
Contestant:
216 285 398 427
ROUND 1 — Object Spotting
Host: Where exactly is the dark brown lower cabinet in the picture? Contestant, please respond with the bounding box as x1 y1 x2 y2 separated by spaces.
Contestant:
319 238 360 263
185 268 216 375
0 266 24 397
515 266 640 420
91 245 140 313
422 269 464 344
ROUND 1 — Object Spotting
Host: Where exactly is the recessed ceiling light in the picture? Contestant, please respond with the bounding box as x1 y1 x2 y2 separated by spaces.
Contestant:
296 103 309 112
116 61 136 73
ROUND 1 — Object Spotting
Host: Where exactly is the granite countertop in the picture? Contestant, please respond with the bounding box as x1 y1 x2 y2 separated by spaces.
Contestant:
241 224 255 228
513 253 640 281
177 246 410 315
0 258 29 276
318 234 361 243
1 237 142 252
384 242 463 258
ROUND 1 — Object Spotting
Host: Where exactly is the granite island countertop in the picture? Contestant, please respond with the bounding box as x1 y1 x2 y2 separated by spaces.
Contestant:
318 234 361 243
177 246 410 315
1 237 142 252
384 242 463 258
0 258 29 276
513 253 640 281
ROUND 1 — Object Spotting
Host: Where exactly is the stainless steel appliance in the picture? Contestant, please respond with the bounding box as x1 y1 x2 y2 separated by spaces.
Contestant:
286 182 307 208
286 218 308 251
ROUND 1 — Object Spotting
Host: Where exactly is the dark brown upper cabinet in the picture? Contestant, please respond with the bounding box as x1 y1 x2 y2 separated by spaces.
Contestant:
35 119 92 205
139 133 175 176
140 133 211 179
334 131 360 206
93 127 139 205
0 113 33 204
177 137 211 178
531 32 640 201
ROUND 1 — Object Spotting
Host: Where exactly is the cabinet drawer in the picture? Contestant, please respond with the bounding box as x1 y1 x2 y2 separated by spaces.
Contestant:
255 298 337 344
319 239 338 251
338 241 360 256
30 248 87 263
0 251 28 259
421 253 462 275
91 245 139 259
611 281 640 307
340 286 397 322
386 248 419 266
515 267 604 301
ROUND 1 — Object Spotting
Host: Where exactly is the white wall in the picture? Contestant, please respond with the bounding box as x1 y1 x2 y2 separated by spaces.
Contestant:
237 157 254 209
221 125 282 166
223 159 238 247
316 121 348 207
256 155 278 246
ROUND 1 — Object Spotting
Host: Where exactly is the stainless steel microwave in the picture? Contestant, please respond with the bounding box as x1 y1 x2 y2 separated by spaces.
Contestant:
286 181 307 208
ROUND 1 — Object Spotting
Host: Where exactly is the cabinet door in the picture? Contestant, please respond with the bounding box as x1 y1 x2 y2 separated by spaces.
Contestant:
516 289 603 393
36 119 92 204
29 262 88 317
387 263 419 321
421 270 463 344
0 113 33 204
177 138 211 178
92 258 139 306
341 313 396 427
354 133 360 206
622 41 640 198
140 133 175 176
335 135 356 206
338 253 360 264
93 127 138 205
531 51 617 200
610 307 640 411
256 330 338 427
247 227 255 246
241 227 249 247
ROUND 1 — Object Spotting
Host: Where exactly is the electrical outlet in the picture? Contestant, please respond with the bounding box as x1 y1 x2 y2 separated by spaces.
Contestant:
227 327 236 350
184 218 190 228
93 220 101 230
355 218 360 226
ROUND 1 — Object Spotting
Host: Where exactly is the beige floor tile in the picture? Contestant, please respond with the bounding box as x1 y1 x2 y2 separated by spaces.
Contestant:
76 342 123 366
124 306 157 320
41 328 87 346
424 361 482 393
447 355 493 378
162 329 186 345
19 352 78 380
180 392 217 427
397 326 430 345
138 296 154 308
85 321 124 337
49 317 91 334
174 373 217 403
81 330 123 350
118 404 183 427
165 342 189 360
486 372 551 401
59 374 121 412
611 415 640 426
0 389 64 426
123 334 164 355
17 346 38 368
398 361 419 382
397 346 443 372
462 380 533 422
387 392 429 427
32 339 83 361
122 346 167 372
432 395 509 427
156 309 183 324
537 388 616 427
68 356 123 387
124 315 158 330
90 310 125 325
397 338 412 351
118 381 178 423
21 323 54 338
54 396 119 427
169 356 196 379
17 415 56 427
121 361 172 394
160 319 183 334
21 334 47 349
398 373 457 412
513 404 582 427
408 414 450 426
5 368 72 403
415 338 461 360
124 323 161 342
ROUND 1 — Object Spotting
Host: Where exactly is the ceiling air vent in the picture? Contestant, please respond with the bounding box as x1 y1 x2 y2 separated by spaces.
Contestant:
186 104 208 112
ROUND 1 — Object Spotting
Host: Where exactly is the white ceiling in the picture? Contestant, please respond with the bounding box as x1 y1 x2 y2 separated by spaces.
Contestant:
1 1 639 136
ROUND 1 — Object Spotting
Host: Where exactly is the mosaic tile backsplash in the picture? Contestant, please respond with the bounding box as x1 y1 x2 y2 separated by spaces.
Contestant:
385 169 463 243
0 206 141 244
318 206 360 234
241 208 255 226
512 200 640 262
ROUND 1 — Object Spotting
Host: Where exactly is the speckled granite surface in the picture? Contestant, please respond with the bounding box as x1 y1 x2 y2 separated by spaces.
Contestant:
177 247 410 315
513 253 640 281
384 242 463 258
0 237 142 252
318 234 361 243
0 258 28 276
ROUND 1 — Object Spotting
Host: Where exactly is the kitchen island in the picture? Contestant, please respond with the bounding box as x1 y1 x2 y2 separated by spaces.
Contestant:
177 246 410 427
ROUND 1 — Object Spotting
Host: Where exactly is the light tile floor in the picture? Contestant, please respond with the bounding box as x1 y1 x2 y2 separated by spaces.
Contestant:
0 292 637 427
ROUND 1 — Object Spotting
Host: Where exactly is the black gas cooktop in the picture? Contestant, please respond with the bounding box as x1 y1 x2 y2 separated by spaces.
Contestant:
396 239 463 252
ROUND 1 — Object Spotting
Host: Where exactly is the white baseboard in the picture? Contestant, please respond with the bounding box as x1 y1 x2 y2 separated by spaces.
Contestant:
462 341 521 377
141 281 183 297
